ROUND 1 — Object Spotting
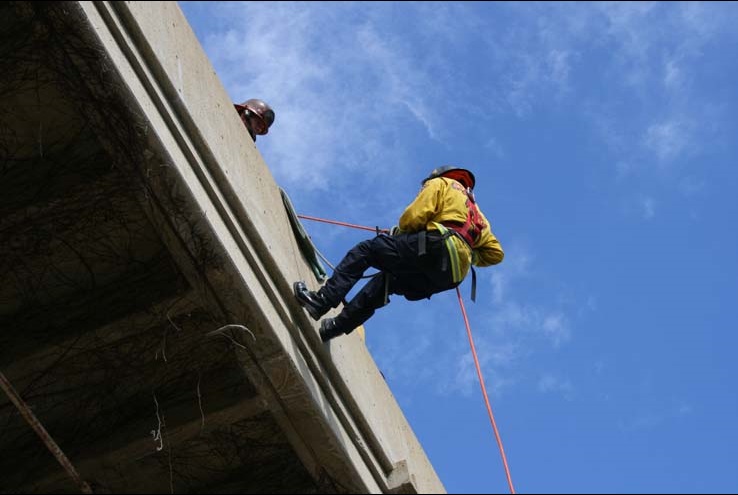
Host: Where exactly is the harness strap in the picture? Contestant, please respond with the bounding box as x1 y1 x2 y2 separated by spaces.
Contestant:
383 272 390 306
434 223 477 302
434 223 463 284
441 182 485 248
442 221 476 247
471 266 477 302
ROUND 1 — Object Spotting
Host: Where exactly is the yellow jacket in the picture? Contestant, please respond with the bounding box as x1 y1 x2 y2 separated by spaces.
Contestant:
398 177 504 280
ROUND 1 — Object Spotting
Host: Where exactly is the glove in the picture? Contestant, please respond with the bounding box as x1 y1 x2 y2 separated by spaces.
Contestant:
389 225 403 236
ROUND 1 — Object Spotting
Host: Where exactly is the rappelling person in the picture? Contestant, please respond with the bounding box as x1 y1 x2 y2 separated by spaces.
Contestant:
293 166 504 342
234 98 275 141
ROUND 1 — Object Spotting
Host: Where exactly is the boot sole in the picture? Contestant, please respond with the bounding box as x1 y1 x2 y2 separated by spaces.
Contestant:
293 282 324 321
319 318 344 342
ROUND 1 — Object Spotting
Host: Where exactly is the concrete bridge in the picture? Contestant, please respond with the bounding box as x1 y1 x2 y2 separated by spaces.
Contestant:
0 2 445 493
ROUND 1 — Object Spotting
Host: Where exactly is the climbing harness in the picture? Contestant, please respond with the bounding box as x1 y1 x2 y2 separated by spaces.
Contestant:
441 180 486 249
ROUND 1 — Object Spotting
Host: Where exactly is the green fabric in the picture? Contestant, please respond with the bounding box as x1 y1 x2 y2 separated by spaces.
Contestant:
280 188 327 282
433 222 463 283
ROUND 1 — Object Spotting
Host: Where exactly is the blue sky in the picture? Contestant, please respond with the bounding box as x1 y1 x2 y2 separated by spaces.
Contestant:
179 2 738 493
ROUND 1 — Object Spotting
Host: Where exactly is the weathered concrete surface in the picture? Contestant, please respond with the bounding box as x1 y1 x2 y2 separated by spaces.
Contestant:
0 1 445 493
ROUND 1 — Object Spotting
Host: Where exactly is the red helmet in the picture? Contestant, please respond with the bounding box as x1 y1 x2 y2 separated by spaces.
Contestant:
234 98 275 135
423 165 476 189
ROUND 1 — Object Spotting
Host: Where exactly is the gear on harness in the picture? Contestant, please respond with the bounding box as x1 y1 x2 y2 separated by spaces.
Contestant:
433 222 478 302
441 180 486 249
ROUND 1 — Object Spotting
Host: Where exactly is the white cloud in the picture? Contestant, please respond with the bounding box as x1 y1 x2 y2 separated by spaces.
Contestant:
542 313 571 348
354 25 442 142
644 119 693 163
188 1 736 213
538 373 574 401
617 401 694 432
547 49 573 89
195 2 446 203
640 195 656 220
599 2 659 69
534 3 734 175
594 360 605 375
615 161 632 180
484 137 505 159
484 241 533 305
676 403 693 416
618 412 662 432
449 348 517 398
486 301 572 349
678 176 705 198
577 296 597 318
490 272 506 304
663 58 684 91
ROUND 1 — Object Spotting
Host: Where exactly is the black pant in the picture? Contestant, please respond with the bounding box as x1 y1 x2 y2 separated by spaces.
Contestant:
319 231 459 333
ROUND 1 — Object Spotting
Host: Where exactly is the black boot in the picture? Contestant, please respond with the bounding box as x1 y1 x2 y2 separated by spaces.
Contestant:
319 318 345 342
293 281 330 321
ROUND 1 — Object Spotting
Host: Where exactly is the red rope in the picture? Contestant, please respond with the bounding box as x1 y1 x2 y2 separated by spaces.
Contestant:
297 214 387 233
294 213 516 492
456 287 516 494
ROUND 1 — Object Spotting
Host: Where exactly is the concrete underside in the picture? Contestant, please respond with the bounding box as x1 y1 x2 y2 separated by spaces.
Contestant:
0 4 319 492
0 2 445 493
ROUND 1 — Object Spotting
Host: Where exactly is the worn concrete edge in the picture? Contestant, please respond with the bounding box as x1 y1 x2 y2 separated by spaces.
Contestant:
67 2 381 492
83 1 389 490
103 2 444 492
